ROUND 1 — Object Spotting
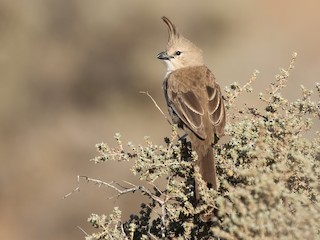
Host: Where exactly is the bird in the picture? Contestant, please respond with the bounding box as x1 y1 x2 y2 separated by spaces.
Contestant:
157 16 226 202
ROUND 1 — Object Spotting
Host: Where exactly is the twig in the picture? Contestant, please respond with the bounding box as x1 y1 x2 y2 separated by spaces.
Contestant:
140 91 173 126
226 69 259 107
121 224 129 240
66 175 173 238
70 176 166 205
64 175 168 206
77 226 89 237
122 180 137 188
265 52 298 101
161 202 167 239
63 175 81 199
149 181 163 196
148 231 159 240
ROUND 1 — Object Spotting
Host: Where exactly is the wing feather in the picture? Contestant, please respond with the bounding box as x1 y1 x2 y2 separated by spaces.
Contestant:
207 85 226 137
164 66 226 139
167 88 206 139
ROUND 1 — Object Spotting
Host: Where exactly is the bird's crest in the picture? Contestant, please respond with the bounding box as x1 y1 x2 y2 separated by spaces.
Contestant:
161 16 180 45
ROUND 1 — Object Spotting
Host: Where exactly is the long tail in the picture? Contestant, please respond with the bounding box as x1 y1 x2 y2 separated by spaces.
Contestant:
191 136 217 200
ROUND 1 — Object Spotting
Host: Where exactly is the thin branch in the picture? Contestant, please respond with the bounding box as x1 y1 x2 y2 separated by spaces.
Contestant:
63 175 81 199
149 182 163 196
161 202 167 239
121 224 129 240
140 91 173 126
226 70 259 108
77 226 89 237
73 176 165 205
148 231 159 240
265 52 298 101
122 180 137 188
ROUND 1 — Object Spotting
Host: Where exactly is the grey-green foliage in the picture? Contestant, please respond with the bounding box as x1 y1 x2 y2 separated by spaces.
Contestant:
86 53 320 239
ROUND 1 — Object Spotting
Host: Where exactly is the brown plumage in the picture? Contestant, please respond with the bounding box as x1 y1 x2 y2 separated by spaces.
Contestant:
157 17 226 202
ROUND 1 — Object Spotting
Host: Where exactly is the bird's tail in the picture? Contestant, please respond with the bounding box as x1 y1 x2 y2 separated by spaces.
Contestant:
192 136 217 200
193 140 217 222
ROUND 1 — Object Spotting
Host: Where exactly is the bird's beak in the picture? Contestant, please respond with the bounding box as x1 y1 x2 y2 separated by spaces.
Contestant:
157 51 170 60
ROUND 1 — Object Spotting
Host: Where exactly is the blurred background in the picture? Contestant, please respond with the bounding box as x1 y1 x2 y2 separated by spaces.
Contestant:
0 1 319 239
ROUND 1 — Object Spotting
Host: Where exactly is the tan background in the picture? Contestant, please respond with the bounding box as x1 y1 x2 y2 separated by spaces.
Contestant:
0 1 319 239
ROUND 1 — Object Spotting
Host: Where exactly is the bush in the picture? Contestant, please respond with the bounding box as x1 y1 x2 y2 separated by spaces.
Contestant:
82 53 320 239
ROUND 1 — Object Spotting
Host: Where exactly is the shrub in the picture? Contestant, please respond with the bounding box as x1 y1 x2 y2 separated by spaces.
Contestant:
81 53 320 239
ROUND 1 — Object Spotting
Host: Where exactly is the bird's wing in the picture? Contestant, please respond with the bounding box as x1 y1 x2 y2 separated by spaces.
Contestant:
166 70 207 139
206 84 226 137
172 89 207 139
166 68 225 139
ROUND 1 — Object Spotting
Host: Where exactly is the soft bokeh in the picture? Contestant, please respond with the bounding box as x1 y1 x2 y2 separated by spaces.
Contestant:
0 1 319 239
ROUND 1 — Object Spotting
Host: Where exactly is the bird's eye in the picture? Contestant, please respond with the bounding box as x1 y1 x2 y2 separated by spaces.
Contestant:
175 51 182 56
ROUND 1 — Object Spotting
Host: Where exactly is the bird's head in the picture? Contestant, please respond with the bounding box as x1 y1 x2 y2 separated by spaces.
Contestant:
157 16 204 73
